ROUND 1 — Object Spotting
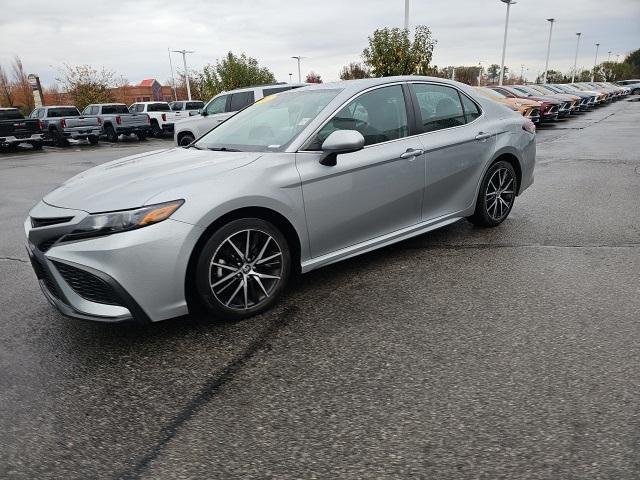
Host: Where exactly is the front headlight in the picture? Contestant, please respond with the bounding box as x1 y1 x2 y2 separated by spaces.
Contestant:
65 200 184 241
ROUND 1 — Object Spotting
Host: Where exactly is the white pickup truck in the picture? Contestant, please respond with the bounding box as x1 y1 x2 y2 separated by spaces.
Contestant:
129 102 181 137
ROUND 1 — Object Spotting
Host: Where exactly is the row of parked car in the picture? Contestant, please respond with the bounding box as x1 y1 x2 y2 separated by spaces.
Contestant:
475 81 635 125
0 100 205 150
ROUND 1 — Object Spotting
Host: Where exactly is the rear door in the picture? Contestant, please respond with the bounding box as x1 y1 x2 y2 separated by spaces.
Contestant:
409 82 495 221
296 84 426 257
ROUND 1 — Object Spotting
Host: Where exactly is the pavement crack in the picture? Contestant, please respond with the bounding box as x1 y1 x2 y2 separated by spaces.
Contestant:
116 306 298 480
0 256 28 264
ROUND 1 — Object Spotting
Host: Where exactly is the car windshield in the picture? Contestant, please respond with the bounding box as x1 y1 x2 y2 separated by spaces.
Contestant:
195 88 341 152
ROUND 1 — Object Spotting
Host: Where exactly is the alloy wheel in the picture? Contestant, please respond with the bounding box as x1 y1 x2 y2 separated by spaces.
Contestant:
485 167 515 221
208 229 283 311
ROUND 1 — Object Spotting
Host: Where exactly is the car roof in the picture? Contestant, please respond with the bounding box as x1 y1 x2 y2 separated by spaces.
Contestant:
44 105 78 108
88 103 127 106
131 101 170 104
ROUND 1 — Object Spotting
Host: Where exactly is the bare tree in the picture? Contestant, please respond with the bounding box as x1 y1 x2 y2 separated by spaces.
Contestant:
12 56 34 112
0 64 14 107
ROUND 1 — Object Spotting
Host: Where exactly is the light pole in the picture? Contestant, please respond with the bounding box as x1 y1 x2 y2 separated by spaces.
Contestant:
291 56 303 83
172 49 194 100
542 18 555 84
571 33 581 83
520 64 525 82
288 73 293 83
499 0 516 86
404 0 410 29
607 51 612 62
591 43 600 82
167 47 177 101
477 61 484 86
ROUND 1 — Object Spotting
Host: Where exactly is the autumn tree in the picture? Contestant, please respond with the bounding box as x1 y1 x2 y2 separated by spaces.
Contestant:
305 71 322 83
0 64 13 107
12 56 34 113
362 25 436 77
339 62 371 80
56 64 115 110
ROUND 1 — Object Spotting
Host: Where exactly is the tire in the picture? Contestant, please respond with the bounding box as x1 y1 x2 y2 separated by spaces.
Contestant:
150 121 162 138
178 133 195 147
136 132 147 141
195 218 291 322
51 129 68 147
88 135 99 145
632 88 640 96
105 124 118 142
468 160 518 227
31 141 43 150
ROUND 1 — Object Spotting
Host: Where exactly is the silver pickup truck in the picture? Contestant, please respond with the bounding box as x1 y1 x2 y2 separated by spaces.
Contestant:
29 105 102 146
83 103 151 142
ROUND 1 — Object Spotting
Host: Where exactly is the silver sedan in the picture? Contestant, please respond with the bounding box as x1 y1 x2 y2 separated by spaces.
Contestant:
25 76 536 323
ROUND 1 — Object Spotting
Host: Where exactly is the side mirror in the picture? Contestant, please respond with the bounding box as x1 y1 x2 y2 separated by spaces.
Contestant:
319 130 365 166
200 109 208 117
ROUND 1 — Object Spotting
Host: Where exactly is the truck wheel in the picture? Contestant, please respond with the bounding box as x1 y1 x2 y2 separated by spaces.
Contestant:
88 135 99 145
178 133 195 146
150 121 162 138
136 132 148 141
105 125 118 142
31 141 43 150
51 129 68 147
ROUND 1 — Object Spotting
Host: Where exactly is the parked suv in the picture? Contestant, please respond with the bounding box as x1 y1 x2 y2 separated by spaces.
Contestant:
0 107 45 150
170 100 204 117
30 106 102 146
174 83 307 146
128 102 180 137
616 79 640 94
82 103 151 142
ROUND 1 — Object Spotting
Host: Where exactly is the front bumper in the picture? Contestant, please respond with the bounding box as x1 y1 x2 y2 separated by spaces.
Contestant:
25 201 202 322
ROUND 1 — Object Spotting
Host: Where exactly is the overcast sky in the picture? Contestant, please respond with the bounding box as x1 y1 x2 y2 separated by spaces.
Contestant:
1 0 638 89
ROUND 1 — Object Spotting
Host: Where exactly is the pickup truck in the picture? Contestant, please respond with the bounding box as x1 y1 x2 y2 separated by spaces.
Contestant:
170 100 205 117
174 83 307 146
82 103 151 142
29 106 102 146
129 102 180 138
0 108 45 151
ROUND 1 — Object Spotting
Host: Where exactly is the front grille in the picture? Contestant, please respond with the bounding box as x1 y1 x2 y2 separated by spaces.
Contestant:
29 254 60 299
31 216 73 228
52 261 122 306
528 108 540 118
549 106 559 114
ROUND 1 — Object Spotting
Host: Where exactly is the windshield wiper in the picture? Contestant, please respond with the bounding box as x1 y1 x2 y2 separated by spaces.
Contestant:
208 147 243 152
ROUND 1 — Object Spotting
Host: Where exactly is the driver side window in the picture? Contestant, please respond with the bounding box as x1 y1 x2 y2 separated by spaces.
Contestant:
206 95 228 115
306 85 409 150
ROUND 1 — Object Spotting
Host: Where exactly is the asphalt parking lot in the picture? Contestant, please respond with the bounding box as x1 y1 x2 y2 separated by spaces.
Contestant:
1 101 639 479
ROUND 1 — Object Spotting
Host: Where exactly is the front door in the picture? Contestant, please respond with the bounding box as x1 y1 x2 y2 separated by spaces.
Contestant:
296 84 425 258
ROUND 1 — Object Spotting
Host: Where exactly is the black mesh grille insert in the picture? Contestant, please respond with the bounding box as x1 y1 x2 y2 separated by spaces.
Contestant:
52 261 123 306
39 237 61 252
31 216 73 228
29 254 60 299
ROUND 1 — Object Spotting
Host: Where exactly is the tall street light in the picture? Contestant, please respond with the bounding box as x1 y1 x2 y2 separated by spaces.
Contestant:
571 33 581 83
499 0 516 86
542 18 555 84
591 43 600 82
291 56 304 83
608 51 612 62
167 47 177 101
172 49 195 100
404 0 410 29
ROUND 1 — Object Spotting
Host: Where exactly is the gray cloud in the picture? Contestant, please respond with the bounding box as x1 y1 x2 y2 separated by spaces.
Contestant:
1 0 638 90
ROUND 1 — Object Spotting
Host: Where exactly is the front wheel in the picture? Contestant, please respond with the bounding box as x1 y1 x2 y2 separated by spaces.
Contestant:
178 133 195 147
195 218 291 322
468 160 517 227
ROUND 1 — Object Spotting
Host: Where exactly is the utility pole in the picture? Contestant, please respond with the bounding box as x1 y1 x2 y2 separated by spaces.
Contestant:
172 49 194 100
607 51 612 62
542 18 555 84
288 73 293 83
498 0 516 86
520 64 525 82
167 48 177 101
591 43 600 82
404 0 410 29
291 56 303 83
477 61 483 86
571 33 581 83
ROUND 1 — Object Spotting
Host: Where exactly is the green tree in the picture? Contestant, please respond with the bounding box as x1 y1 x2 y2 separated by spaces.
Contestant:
56 64 115 110
198 52 276 99
362 25 436 77
486 64 500 84
598 61 633 81
535 69 566 84
623 48 640 75
339 62 371 80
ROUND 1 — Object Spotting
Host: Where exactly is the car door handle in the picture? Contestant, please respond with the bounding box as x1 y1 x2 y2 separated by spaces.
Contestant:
400 148 424 159
475 132 492 141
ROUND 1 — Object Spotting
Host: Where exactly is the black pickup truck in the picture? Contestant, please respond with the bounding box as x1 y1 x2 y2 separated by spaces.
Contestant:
0 108 45 151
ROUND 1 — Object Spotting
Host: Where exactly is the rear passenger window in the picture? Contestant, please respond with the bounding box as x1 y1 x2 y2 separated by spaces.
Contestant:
460 94 481 123
229 91 255 111
412 84 466 132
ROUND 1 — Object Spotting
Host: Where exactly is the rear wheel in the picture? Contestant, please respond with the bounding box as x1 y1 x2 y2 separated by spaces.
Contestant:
468 160 517 227
51 129 68 147
31 141 43 150
88 135 99 145
105 124 118 142
178 133 195 147
136 131 147 141
195 218 291 322
150 121 162 138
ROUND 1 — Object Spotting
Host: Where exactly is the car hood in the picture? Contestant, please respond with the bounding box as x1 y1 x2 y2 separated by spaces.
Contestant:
44 147 261 212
